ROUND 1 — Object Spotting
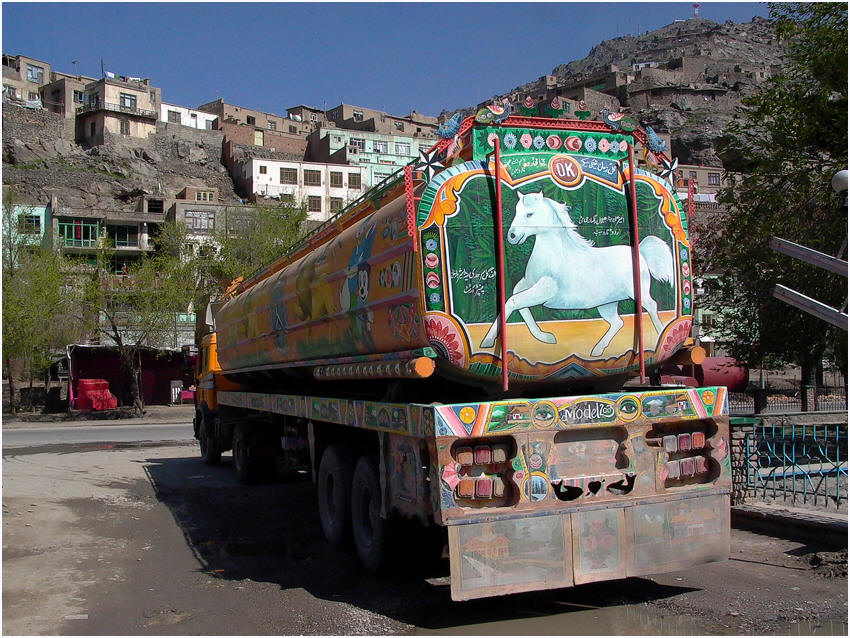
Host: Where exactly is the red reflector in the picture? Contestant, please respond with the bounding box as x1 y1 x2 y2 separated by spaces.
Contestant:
474 445 491 464
457 478 475 498
678 433 692 452
456 446 473 465
692 431 706 449
475 478 493 498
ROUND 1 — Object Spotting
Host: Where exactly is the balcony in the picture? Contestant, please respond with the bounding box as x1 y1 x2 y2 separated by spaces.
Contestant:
76 101 157 120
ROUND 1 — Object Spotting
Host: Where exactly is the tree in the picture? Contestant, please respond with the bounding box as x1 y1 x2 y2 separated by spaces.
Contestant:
702 3 848 393
175 199 308 312
75 235 194 414
2 187 83 412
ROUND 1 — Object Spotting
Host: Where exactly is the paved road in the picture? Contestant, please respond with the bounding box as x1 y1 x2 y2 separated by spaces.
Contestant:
2 437 847 635
2 423 194 448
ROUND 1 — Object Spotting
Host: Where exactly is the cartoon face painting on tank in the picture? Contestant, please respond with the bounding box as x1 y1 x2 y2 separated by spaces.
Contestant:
416 114 694 388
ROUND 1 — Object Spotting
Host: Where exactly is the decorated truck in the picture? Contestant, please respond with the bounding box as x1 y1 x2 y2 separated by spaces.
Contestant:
194 106 731 601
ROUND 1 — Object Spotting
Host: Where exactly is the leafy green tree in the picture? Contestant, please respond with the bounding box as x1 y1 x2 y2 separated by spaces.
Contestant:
2 187 84 412
702 3 848 393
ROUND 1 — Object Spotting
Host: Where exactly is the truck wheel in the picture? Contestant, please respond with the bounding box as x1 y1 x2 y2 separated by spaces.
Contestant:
317 445 354 548
198 414 221 466
232 426 260 485
351 455 390 573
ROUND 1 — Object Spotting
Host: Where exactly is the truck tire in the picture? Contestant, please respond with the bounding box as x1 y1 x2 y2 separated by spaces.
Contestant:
317 445 354 548
232 425 260 485
198 414 221 466
351 455 390 573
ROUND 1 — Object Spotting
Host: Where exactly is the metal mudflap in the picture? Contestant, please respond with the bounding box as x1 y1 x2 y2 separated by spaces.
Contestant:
447 490 730 601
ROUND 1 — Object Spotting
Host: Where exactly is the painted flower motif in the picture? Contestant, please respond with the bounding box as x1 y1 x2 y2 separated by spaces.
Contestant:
459 406 476 424
425 238 438 251
584 137 597 152
656 319 693 361
533 135 546 149
683 280 691 295
504 132 518 149
701 390 715 405
682 262 690 277
598 138 610 153
426 316 466 366
680 247 689 260
520 133 533 149
487 132 499 147
619 140 629 152
429 292 441 305
546 135 562 150
529 453 544 470
441 464 461 490
683 297 691 309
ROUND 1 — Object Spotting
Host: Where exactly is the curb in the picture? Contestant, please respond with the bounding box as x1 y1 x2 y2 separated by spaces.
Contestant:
732 505 848 548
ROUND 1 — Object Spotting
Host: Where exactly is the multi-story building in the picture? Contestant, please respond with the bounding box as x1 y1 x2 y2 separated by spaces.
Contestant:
75 76 161 145
166 187 259 251
233 157 368 221
160 103 218 130
306 126 434 186
325 103 438 138
2 53 50 103
39 75 96 118
285 105 327 135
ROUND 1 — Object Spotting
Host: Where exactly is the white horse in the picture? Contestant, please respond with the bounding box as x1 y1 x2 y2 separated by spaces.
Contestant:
480 192 674 357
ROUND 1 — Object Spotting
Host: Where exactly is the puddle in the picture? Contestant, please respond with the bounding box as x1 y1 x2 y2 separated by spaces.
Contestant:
417 604 707 636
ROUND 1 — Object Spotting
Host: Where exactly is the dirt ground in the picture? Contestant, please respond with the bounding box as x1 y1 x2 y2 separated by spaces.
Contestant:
2 439 847 636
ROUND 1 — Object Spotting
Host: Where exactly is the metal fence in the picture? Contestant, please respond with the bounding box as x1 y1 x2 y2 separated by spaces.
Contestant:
743 421 847 511
729 386 848 415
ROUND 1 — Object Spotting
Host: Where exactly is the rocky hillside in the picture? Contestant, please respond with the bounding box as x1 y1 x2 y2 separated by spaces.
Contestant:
2 105 238 209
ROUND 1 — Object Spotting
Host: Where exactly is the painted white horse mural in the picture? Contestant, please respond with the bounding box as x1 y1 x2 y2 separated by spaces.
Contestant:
480 191 674 357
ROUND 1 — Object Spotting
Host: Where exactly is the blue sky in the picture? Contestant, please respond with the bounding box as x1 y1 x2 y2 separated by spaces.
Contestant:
2 2 770 118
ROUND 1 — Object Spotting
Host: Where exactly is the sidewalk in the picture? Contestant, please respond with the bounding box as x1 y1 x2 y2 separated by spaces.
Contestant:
2 403 195 430
732 502 848 548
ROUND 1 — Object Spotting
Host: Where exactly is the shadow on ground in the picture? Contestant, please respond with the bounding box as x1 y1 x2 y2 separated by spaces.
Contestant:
143 453 697 630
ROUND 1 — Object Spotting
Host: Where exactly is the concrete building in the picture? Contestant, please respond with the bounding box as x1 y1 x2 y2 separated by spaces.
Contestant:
166 193 259 252
325 103 438 138
233 157 368 221
75 76 161 146
306 126 434 186
1 53 50 103
160 103 218 130
39 76 93 118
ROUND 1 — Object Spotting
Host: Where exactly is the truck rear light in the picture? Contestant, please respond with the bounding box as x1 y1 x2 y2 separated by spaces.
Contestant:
680 457 695 476
449 437 516 505
694 455 708 474
678 433 692 451
692 431 706 449
663 435 677 453
666 460 681 479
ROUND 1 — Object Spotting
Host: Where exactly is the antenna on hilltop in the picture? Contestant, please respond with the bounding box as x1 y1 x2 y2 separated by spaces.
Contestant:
693 3 700 18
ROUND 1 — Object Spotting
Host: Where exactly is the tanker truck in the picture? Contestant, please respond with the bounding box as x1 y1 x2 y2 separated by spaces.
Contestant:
194 109 731 601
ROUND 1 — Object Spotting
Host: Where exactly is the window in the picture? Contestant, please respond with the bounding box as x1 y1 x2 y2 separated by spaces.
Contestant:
168 110 181 123
310 113 317 122
267 120 276 130
185 210 215 232
150 90 157 103
88 93 99 107
259 165 267 175
58 219 100 247
289 125 297 134
195 191 214 202
304 170 321 186
90 122 96 136
395 142 410 155
205 120 213 130
349 138 365 150
147 199 164 214
708 172 721 186
28 92 38 101
26 64 44 83
689 171 698 179
307 196 322 213
246 115 256 125
73 90 84 103
119 93 137 110
190 113 197 119
375 172 390 183
330 171 343 188
106 224 139 247
17 214 40 234
253 130 263 146
330 198 344 214
120 119 130 135
394 121 404 131
348 173 361 189
373 140 388 154
280 168 297 184
353 110 364 121
280 193 295 204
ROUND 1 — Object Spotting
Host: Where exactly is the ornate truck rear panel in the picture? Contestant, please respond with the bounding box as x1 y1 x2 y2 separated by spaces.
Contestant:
417 120 693 389
217 385 731 601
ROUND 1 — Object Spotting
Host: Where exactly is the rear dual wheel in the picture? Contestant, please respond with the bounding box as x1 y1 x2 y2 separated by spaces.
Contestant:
198 413 221 466
351 455 390 573
317 445 354 548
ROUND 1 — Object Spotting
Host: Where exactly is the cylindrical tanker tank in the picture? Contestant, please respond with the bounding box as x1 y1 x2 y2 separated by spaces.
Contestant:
215 116 696 392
